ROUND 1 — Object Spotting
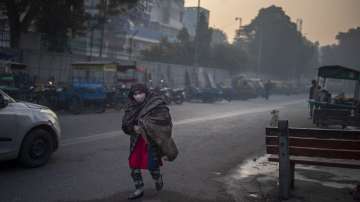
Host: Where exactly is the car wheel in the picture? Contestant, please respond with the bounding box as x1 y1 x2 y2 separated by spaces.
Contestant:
174 96 184 105
18 129 54 168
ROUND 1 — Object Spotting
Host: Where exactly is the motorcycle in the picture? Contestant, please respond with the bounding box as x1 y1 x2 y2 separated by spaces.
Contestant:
159 87 185 105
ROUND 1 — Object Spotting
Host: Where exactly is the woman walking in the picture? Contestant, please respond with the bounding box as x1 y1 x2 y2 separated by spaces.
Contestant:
122 83 178 200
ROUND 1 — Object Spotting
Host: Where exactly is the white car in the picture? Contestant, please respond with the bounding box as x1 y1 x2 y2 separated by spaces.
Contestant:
0 89 61 168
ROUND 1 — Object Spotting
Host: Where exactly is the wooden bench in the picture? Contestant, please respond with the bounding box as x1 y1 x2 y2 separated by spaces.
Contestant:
265 120 360 199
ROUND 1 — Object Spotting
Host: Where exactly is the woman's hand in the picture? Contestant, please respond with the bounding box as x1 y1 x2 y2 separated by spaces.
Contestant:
134 125 149 144
134 125 142 134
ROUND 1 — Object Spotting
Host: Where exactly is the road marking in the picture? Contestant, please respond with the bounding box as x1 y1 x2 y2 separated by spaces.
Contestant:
61 100 304 147
175 100 301 125
61 131 120 146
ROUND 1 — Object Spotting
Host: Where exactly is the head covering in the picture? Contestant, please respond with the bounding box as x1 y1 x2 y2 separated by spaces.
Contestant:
128 83 148 100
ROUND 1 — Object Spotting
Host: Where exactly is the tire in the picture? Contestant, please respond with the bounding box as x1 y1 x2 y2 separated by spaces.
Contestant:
174 96 184 105
18 129 54 168
69 97 83 114
165 96 171 105
202 97 215 103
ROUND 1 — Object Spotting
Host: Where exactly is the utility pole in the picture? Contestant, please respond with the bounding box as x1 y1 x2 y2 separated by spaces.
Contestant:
235 17 242 30
128 30 139 61
235 17 242 42
296 18 303 33
194 0 201 67
88 15 96 61
294 18 303 81
256 26 263 78
99 0 107 57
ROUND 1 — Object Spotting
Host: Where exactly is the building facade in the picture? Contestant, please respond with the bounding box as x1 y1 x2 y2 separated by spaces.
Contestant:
79 0 185 60
183 7 210 38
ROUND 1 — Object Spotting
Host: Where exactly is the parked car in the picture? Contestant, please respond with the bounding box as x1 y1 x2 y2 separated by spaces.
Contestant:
186 87 223 103
231 77 259 100
0 89 61 168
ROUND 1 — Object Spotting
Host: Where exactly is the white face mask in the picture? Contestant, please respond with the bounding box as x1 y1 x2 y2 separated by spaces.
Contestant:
133 93 146 103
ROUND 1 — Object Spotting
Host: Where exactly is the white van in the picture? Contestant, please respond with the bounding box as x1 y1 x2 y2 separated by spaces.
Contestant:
0 89 61 167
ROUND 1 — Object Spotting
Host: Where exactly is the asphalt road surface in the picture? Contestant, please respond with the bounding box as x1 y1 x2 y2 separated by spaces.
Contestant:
0 95 307 202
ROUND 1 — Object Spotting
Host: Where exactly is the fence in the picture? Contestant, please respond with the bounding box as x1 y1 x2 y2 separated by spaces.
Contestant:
18 48 230 88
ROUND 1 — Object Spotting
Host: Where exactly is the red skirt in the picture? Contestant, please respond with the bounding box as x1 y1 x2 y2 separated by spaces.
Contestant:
129 136 162 169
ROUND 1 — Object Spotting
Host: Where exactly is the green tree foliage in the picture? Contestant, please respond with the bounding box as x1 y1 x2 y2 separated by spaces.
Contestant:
194 12 213 66
2 0 139 49
321 27 360 68
209 44 248 72
142 27 248 72
241 5 318 80
211 28 228 47
36 1 87 52
3 0 42 48
176 28 195 65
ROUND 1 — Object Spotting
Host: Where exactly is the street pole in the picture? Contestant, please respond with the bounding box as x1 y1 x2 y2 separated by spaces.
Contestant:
235 17 242 42
89 16 95 61
194 0 200 67
99 0 107 57
192 0 201 87
235 17 242 30
89 29 94 61
129 37 133 61
256 26 263 78
128 30 138 61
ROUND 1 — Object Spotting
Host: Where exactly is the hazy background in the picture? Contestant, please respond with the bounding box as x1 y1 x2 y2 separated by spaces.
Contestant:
185 0 360 45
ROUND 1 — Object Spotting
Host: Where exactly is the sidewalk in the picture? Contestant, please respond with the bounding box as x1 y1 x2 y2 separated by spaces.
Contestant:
222 103 360 202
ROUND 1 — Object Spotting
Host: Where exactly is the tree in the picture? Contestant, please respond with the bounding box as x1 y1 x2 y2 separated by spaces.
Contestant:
321 27 360 69
142 28 195 65
321 45 338 65
211 28 228 46
241 5 317 80
175 28 194 65
2 0 139 49
141 37 179 63
142 27 249 71
177 27 191 44
209 44 248 73
36 1 87 52
194 12 212 66
3 0 42 48
335 27 360 68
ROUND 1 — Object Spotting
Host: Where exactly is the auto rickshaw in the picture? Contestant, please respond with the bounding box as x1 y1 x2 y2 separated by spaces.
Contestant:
310 65 360 128
0 61 33 101
68 61 140 113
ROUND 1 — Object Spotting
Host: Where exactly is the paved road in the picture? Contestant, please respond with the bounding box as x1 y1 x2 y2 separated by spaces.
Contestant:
0 95 308 202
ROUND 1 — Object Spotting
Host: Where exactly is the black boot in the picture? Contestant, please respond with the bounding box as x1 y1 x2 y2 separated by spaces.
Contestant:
128 189 144 200
155 175 164 191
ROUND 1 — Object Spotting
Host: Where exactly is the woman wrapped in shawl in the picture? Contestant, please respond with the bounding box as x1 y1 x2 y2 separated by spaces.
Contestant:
122 83 178 200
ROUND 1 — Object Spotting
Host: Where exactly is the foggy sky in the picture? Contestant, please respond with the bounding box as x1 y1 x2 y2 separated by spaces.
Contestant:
185 0 360 45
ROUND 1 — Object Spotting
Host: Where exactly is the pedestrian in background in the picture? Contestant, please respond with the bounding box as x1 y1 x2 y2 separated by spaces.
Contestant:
264 80 272 100
309 80 317 118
